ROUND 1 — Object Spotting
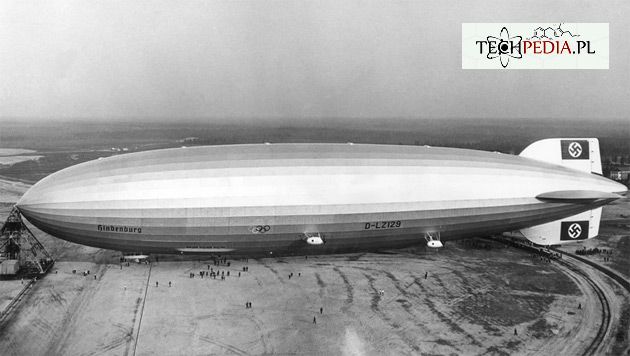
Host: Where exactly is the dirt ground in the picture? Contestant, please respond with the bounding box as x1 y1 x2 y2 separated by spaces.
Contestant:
0 280 25 313
0 247 601 356
1 179 628 355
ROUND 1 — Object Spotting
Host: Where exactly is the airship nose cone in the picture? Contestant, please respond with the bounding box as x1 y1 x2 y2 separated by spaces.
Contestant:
14 157 123 249
17 177 54 219
17 173 53 205
16 161 87 221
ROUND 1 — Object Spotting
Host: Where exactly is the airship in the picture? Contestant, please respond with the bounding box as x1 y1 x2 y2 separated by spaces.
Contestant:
16 138 626 257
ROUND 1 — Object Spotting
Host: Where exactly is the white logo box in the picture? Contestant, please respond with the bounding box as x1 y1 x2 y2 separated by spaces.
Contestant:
462 23 609 69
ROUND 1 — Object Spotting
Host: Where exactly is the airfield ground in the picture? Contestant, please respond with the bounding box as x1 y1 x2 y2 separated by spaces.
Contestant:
1 179 629 355
0 246 617 356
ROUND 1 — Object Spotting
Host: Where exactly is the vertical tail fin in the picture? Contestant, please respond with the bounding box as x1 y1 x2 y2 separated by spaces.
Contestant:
520 138 602 174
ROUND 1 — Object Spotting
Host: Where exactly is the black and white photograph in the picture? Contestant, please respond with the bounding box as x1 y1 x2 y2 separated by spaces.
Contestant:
0 1 629 355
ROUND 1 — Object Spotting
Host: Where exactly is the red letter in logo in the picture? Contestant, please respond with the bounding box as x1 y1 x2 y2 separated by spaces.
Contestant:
533 41 541 54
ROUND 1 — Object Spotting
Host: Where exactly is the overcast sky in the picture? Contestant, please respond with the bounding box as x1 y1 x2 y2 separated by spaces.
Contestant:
1 1 628 121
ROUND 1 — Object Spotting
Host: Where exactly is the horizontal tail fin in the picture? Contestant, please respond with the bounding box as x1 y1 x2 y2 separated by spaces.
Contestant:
520 138 602 174
518 208 602 245
536 190 622 202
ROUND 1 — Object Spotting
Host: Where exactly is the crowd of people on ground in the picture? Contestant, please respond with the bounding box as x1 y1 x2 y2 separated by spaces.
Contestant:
574 247 613 256
531 248 562 263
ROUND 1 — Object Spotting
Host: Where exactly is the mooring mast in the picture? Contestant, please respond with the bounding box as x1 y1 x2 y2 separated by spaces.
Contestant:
0 207 54 276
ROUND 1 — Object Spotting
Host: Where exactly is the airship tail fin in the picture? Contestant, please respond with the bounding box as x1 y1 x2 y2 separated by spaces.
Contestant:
520 138 602 175
517 207 602 245
536 190 622 202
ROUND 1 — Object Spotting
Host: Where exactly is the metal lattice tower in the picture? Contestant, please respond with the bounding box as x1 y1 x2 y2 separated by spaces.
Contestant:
0 207 54 275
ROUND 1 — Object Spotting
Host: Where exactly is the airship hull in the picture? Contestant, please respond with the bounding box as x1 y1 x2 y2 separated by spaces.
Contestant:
16 143 625 256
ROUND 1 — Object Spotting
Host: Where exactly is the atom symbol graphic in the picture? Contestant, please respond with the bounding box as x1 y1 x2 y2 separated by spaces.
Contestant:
487 27 522 68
